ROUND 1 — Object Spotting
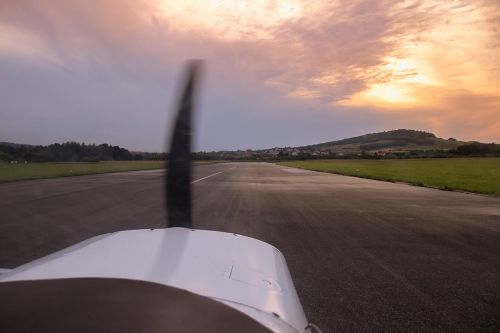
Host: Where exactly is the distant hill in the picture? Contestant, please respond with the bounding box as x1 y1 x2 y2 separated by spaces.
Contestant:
299 129 467 154
0 142 34 148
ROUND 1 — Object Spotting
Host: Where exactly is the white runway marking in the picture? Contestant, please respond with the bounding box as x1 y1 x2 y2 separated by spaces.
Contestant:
191 171 223 184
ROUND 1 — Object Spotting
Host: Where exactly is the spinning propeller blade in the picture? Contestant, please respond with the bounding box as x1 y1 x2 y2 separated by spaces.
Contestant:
166 61 201 228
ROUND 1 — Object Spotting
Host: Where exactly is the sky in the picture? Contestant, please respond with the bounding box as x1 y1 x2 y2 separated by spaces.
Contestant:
1 0 499 151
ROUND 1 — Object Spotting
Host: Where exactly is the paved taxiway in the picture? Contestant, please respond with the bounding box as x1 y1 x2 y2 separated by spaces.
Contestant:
1 162 499 332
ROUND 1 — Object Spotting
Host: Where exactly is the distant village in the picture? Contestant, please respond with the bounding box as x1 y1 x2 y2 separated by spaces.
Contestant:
194 147 453 160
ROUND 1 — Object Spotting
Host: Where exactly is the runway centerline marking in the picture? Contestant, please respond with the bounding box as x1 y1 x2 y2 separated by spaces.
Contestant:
191 171 223 184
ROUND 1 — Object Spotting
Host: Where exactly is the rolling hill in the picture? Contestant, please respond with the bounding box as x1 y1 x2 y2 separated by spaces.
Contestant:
298 129 467 155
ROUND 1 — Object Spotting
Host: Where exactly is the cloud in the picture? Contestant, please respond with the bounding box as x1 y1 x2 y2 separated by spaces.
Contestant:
0 0 499 150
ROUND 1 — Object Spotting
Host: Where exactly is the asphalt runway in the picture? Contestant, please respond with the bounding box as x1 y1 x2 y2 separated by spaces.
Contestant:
1 162 499 332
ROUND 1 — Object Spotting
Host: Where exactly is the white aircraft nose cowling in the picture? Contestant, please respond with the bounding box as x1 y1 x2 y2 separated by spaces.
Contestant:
0 228 308 333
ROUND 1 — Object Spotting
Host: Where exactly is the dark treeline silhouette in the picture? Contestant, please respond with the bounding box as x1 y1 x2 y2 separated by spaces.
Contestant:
0 142 167 162
451 142 500 156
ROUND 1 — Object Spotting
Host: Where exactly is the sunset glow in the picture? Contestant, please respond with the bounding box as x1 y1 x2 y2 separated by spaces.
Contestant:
155 0 306 40
0 0 499 150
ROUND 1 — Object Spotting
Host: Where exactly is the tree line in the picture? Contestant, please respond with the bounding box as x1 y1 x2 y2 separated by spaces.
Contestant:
0 142 166 162
451 143 500 156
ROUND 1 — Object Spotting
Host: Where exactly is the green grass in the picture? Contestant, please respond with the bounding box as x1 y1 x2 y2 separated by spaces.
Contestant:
278 158 500 195
0 161 165 183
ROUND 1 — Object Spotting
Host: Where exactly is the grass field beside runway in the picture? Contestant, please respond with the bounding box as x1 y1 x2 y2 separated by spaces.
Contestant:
278 157 500 195
0 161 164 183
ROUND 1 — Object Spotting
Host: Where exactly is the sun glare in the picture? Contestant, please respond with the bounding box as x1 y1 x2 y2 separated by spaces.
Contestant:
365 83 413 103
382 57 432 84
339 55 439 107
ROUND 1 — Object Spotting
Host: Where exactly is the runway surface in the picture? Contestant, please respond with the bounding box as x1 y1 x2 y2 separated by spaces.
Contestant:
1 162 499 332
